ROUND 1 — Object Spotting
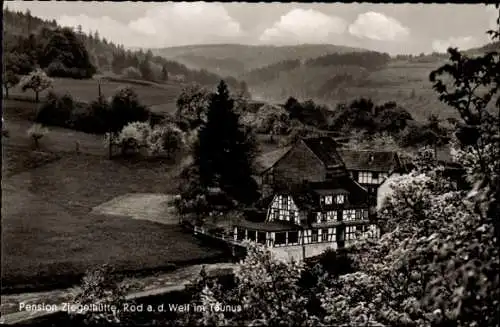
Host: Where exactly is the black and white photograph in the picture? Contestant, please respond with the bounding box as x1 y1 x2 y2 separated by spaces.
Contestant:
1 1 499 326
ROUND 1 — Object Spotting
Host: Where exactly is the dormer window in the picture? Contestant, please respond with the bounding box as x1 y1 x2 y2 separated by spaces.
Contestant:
335 194 345 204
324 195 333 205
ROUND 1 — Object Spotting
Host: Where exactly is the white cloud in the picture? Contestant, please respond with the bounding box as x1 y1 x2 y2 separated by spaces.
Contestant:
348 11 410 41
486 5 499 31
57 3 243 48
58 14 149 46
259 9 347 44
431 36 481 53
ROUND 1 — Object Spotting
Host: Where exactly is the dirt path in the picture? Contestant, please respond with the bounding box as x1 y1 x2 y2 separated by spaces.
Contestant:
0 262 238 324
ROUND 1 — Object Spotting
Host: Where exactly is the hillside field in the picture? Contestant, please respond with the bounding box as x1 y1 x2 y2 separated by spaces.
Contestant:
7 77 184 115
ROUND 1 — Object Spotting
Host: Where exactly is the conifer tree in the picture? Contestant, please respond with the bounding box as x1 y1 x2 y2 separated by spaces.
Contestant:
193 80 259 207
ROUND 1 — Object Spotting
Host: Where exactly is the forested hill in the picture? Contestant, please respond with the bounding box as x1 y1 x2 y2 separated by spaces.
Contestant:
151 43 367 77
2 8 241 89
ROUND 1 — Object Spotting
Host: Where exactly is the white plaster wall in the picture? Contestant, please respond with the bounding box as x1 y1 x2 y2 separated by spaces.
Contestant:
270 242 338 261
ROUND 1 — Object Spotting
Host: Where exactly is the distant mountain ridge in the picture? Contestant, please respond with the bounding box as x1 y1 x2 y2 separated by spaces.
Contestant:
151 43 368 77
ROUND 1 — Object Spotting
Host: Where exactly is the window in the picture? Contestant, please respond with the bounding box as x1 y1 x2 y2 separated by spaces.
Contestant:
346 226 357 240
275 232 286 246
358 171 371 184
316 212 322 223
363 209 369 219
279 209 286 220
343 210 356 221
357 225 367 233
280 196 287 208
324 195 333 205
322 212 328 222
372 172 379 183
335 194 345 204
355 210 362 220
288 231 299 245
311 229 318 243
321 228 329 242
326 211 336 221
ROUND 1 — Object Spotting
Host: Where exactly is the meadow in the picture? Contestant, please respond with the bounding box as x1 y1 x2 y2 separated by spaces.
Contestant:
7 76 183 114
1 77 229 294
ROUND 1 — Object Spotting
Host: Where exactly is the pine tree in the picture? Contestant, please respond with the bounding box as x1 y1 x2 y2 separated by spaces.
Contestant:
193 80 259 207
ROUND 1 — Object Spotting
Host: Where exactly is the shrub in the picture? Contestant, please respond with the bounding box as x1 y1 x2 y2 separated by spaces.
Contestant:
121 66 142 80
71 264 129 325
36 91 74 127
109 87 150 133
147 123 185 158
27 124 49 149
115 121 152 156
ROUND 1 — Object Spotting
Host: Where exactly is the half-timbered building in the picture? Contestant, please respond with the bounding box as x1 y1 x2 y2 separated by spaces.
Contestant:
233 175 379 261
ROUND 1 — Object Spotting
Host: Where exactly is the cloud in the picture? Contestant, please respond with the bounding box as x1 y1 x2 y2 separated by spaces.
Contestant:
58 14 149 46
259 9 347 44
431 36 482 53
486 5 499 31
348 11 410 41
57 3 243 48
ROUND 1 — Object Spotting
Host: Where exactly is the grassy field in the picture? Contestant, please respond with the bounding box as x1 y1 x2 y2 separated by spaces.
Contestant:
1 86 230 293
1 147 227 293
7 77 184 113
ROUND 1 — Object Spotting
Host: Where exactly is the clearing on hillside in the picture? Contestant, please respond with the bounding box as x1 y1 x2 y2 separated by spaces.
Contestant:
92 193 179 225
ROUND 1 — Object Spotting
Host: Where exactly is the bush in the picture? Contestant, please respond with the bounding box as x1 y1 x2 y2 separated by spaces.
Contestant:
115 121 152 156
27 124 49 149
147 123 185 158
109 87 151 133
71 264 128 325
36 91 74 127
121 66 142 80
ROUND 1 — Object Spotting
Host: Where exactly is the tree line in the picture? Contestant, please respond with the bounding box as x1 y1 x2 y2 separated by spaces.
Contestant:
2 8 243 90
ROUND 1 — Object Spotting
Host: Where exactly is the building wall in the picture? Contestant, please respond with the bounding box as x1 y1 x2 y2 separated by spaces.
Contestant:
271 141 326 186
270 242 338 261
268 195 300 224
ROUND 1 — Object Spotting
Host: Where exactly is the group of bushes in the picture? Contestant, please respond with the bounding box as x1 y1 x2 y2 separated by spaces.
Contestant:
106 120 186 159
35 86 151 135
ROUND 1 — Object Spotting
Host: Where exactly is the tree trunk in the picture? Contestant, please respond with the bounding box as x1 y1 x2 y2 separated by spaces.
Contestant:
35 91 39 103
5 86 9 99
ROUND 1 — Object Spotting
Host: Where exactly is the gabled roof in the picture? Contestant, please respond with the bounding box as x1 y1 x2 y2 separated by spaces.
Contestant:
254 146 293 173
337 149 401 172
267 174 369 212
301 137 345 168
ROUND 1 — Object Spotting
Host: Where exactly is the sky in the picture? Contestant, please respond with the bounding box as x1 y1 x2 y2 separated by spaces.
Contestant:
4 1 499 55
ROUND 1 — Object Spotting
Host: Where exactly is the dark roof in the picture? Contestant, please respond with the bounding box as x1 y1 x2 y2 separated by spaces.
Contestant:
301 137 345 168
308 176 369 206
337 149 400 172
234 219 302 232
255 146 292 173
271 175 369 211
